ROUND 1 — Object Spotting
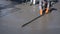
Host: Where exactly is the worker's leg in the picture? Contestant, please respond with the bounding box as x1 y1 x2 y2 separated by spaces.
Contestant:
33 0 36 5
30 0 33 3
45 0 50 14
39 0 43 15
30 0 33 5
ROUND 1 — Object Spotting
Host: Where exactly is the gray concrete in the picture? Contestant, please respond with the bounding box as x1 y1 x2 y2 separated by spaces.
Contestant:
0 0 60 34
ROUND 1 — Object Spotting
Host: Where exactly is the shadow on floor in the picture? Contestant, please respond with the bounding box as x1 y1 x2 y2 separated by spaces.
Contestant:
0 0 30 10
0 2 19 10
10 0 30 4
0 0 22 17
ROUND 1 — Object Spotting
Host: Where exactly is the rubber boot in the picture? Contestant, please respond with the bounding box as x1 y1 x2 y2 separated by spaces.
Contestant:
45 8 49 14
39 9 43 15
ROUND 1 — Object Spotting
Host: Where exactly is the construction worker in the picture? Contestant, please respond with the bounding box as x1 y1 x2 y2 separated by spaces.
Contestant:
30 0 36 5
39 0 50 15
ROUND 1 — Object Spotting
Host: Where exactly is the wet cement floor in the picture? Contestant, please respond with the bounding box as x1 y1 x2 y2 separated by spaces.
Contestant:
0 0 60 34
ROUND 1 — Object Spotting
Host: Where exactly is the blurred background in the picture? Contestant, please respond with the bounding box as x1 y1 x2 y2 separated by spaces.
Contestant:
0 0 60 34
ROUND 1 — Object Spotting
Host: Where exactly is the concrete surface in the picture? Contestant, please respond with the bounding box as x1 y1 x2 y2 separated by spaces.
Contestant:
0 0 60 34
